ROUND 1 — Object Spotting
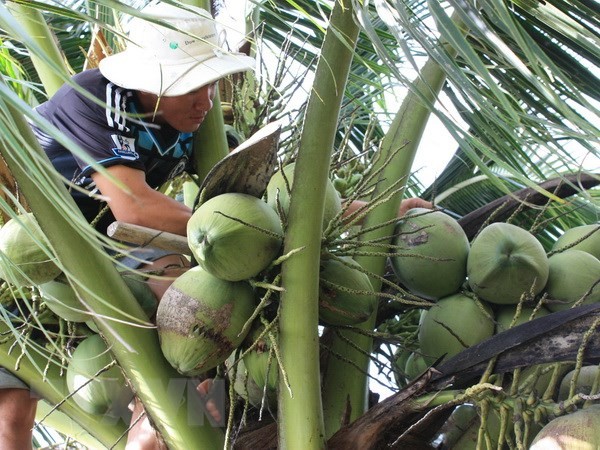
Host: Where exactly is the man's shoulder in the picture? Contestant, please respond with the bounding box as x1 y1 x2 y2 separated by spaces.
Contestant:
44 69 125 109
71 69 134 102
47 69 136 133
72 68 106 88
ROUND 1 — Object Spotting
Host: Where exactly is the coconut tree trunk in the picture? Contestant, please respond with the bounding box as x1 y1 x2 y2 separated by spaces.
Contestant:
35 400 113 449
277 1 359 448
192 97 230 182
184 0 232 193
184 83 230 208
320 10 465 436
5 1 69 97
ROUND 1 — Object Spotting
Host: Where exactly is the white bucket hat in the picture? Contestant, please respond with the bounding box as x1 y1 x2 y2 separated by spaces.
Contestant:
99 2 255 96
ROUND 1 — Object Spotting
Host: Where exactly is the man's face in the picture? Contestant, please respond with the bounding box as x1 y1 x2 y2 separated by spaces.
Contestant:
143 82 218 133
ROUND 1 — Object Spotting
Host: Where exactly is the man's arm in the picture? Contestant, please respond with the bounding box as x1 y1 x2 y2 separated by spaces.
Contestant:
343 197 433 223
92 165 192 236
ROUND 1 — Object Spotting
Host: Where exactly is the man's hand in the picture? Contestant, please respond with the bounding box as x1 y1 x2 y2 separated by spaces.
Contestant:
344 197 433 223
92 165 192 236
398 197 433 217
197 378 223 425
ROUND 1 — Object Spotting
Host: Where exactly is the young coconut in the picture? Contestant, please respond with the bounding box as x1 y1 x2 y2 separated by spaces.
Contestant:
467 223 549 305
446 406 505 450
226 353 277 409
39 275 90 323
119 272 158 319
156 266 257 376
544 250 600 312
390 208 470 300
404 351 435 381
0 212 61 287
265 162 342 229
242 324 279 401
494 305 567 397
558 365 600 401
494 305 551 334
187 193 283 281
392 347 412 387
41 272 157 324
434 404 478 449
530 405 600 449
66 333 133 418
552 224 600 260
418 292 495 363
318 257 377 326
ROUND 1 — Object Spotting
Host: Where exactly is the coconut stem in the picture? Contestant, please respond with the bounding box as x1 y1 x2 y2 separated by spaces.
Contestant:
276 1 359 447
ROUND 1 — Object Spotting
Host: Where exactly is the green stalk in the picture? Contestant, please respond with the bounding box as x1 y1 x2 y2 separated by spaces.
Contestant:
191 95 229 184
35 401 110 449
0 83 225 449
186 0 230 185
184 98 229 207
0 320 127 448
320 13 465 436
277 2 359 449
5 1 70 97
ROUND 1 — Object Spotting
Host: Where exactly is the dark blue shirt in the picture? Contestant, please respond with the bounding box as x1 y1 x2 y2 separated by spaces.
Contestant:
30 69 194 234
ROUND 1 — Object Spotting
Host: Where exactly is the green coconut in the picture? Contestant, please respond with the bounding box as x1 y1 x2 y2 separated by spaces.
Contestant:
39 275 89 323
226 354 277 409
120 272 158 318
85 273 157 333
156 266 257 376
404 352 434 381
441 402 542 449
41 272 158 324
0 213 61 287
544 250 600 312
530 405 600 449
265 162 342 229
467 223 549 305
318 257 377 326
418 293 495 363
85 320 100 334
242 325 279 395
187 193 283 281
558 365 600 401
66 334 133 417
390 208 470 300
552 224 600 260
393 347 413 387
495 305 551 334
447 405 505 450
435 404 478 449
